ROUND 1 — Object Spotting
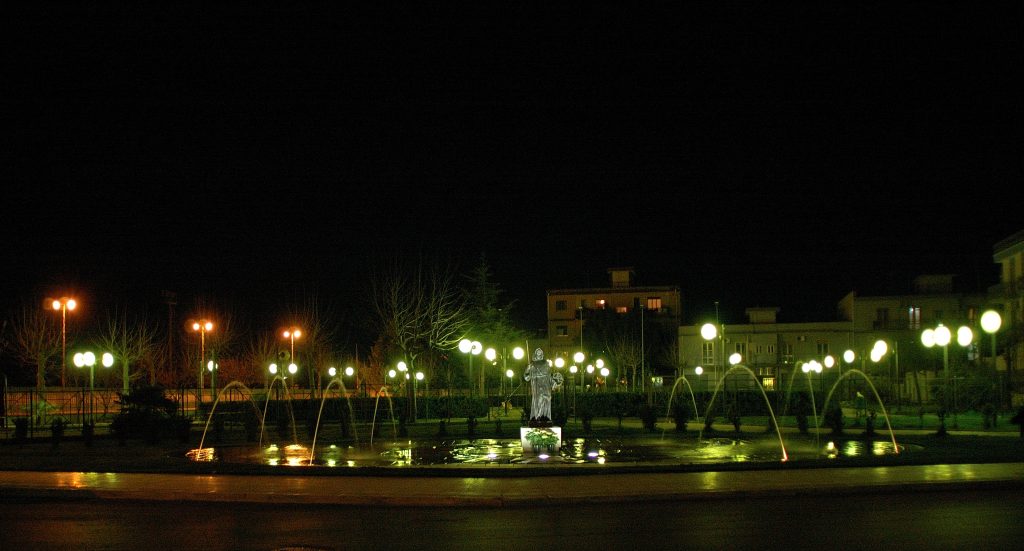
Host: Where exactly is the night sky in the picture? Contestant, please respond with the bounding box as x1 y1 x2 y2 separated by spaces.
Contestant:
4 3 1022 340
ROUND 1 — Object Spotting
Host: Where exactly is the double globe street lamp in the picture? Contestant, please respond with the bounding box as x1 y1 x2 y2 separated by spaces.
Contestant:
458 339 483 397
921 323 973 431
73 350 113 424
51 297 77 387
190 320 214 408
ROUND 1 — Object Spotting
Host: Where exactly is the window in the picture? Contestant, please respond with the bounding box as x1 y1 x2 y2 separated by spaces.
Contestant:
555 300 567 311
816 342 830 357
646 297 662 311
596 299 606 309
782 343 793 363
735 342 747 359
876 308 889 325
556 325 568 336
755 344 763 355
767 344 776 355
908 306 921 330
702 341 715 365
616 306 628 314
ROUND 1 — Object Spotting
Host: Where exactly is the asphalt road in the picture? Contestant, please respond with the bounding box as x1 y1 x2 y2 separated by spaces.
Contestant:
3 486 1023 550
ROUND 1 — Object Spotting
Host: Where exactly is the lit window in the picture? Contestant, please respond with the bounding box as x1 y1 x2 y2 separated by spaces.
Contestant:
646 297 662 311
908 307 921 330
596 299 606 309
616 306 628 314
702 342 714 365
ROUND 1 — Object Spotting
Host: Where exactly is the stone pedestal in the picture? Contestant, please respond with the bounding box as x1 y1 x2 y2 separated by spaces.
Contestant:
520 426 562 454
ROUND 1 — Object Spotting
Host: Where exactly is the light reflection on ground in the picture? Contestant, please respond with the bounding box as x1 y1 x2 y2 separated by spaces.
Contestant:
188 436 910 468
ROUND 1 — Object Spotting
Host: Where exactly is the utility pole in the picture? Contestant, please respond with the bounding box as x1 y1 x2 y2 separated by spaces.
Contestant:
162 290 176 386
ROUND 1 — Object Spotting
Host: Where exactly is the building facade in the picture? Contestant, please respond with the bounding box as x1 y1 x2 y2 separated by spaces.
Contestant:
678 276 988 406
992 229 1024 405
546 267 681 385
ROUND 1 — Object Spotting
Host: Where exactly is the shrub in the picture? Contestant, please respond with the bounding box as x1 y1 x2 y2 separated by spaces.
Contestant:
639 405 657 432
110 386 182 444
13 417 28 443
671 401 690 433
82 422 95 447
50 418 65 448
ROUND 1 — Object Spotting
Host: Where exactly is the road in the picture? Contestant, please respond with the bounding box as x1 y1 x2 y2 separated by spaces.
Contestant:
3 487 1022 550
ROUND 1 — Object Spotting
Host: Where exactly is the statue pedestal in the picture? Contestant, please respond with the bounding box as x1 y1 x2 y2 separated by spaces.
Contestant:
520 426 562 454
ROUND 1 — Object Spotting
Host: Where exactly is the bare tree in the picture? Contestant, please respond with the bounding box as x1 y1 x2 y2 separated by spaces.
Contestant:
282 295 345 394
606 331 644 392
243 332 280 389
95 307 160 393
5 304 61 389
369 254 469 421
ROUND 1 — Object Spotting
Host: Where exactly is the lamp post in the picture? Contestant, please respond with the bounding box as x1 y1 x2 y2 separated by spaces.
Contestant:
922 323 973 432
458 339 482 397
415 371 424 419
51 297 77 387
287 362 298 393
190 320 213 410
73 351 112 424
485 347 497 409
207 358 218 402
701 322 724 397
282 327 303 387
980 310 1003 408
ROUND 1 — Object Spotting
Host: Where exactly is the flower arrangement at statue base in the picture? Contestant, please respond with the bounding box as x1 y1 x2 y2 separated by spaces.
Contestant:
521 426 562 454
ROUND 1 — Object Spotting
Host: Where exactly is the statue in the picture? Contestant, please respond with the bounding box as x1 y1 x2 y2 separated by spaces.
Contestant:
524 348 563 427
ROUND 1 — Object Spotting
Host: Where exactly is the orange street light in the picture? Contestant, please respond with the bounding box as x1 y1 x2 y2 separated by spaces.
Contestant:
50 297 77 387
190 320 214 407
283 327 303 386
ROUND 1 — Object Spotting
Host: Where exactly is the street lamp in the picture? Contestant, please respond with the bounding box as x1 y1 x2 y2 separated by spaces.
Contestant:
50 297 77 387
981 310 1002 407
922 323 973 432
73 350 112 424
282 327 302 387
415 371 425 419
458 339 482 397
701 322 724 392
207 359 218 402
190 319 213 409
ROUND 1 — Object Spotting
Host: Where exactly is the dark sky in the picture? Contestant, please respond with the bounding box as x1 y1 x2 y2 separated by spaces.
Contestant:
4 2 1022 338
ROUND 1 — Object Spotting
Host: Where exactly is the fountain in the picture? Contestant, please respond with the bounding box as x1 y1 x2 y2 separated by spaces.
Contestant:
309 377 359 463
188 381 265 459
369 385 397 445
781 364 820 450
662 375 700 437
260 375 299 448
698 365 788 461
186 369 913 469
820 369 899 453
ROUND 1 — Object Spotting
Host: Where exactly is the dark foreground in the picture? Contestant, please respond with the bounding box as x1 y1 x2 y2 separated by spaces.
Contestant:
3 486 1023 550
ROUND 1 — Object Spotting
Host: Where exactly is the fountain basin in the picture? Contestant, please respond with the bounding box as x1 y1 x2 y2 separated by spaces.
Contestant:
188 434 910 469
